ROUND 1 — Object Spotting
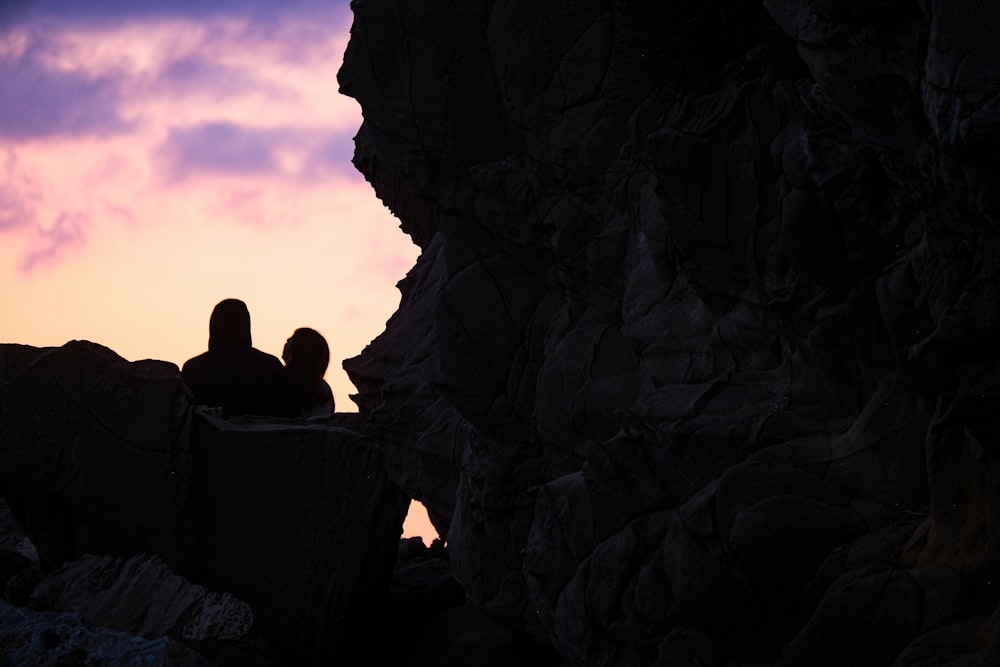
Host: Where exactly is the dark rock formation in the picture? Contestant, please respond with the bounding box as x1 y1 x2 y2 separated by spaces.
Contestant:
0 342 195 570
387 537 563 666
0 341 408 664
193 411 407 661
0 601 211 666
339 0 1000 664
29 554 254 657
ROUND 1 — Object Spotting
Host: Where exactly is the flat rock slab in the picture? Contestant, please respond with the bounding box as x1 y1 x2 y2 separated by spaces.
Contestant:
193 413 408 662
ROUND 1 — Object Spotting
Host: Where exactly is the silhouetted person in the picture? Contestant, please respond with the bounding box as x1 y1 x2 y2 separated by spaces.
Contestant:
182 299 298 418
282 327 335 417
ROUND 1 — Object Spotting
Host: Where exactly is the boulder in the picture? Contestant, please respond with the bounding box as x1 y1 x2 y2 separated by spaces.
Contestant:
0 341 195 570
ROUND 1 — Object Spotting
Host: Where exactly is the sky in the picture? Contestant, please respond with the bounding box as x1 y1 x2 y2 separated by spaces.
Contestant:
0 0 434 541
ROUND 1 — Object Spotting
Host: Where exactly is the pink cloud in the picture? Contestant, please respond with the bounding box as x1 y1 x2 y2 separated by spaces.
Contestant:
374 253 415 283
20 210 90 273
0 1 371 276
155 122 362 184
156 121 280 181
302 130 364 182
367 234 415 282
0 150 37 231
152 54 290 101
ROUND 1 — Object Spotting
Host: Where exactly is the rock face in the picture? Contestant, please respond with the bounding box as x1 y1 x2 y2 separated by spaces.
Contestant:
0 341 408 664
29 553 253 645
0 342 195 570
193 412 407 661
0 601 212 667
387 538 563 666
339 1 1000 664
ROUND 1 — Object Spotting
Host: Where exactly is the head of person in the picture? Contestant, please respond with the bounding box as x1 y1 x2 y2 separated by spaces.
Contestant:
208 298 252 350
282 327 330 384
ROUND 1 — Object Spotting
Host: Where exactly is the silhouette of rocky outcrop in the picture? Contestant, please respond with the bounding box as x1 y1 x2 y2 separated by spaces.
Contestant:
339 1 1000 664
0 341 407 664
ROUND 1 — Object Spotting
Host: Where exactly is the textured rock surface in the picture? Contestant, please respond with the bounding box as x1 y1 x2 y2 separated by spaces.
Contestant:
0 341 408 664
385 538 563 666
0 342 195 569
0 601 211 666
29 553 252 643
340 0 1000 664
193 412 408 662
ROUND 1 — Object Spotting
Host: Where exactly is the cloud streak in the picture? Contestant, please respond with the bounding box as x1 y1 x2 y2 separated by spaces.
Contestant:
152 53 286 100
0 35 131 140
21 210 89 272
0 151 38 231
3 0 350 27
156 121 361 183
157 121 279 179
303 131 363 181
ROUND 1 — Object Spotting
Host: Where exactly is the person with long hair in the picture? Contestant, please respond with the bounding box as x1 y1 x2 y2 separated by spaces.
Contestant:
181 299 298 418
282 327 335 417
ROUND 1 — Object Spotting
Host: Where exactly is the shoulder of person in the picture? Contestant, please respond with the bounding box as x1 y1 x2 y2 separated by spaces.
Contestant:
249 346 285 367
181 351 210 374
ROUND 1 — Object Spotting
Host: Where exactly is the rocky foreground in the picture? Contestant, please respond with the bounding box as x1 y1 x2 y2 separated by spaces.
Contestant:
0 342 561 665
0 341 407 664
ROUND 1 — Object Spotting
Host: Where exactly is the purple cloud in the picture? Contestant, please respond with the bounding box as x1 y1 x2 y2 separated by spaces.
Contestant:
3 0 350 28
0 0 364 274
0 0 358 144
156 123 364 183
0 3 28 27
21 210 89 272
302 129 364 181
0 188 32 231
156 121 280 181
155 56 254 97
153 54 291 100
0 38 131 140
0 151 38 231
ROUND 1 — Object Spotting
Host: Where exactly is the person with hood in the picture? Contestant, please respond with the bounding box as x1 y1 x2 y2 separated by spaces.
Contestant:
282 327 335 418
181 298 298 418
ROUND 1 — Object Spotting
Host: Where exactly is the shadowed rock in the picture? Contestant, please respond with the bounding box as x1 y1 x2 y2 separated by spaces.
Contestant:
29 553 252 645
0 341 195 570
0 341 408 665
193 412 408 661
339 0 1000 664
0 601 211 667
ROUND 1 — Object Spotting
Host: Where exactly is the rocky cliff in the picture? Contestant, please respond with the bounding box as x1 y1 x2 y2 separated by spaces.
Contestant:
339 0 1000 664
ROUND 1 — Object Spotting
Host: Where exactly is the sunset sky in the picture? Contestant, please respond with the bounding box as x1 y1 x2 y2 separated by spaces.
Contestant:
0 0 433 539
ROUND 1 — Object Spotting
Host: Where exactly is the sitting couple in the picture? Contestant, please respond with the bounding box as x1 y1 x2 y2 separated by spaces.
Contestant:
181 298 334 418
